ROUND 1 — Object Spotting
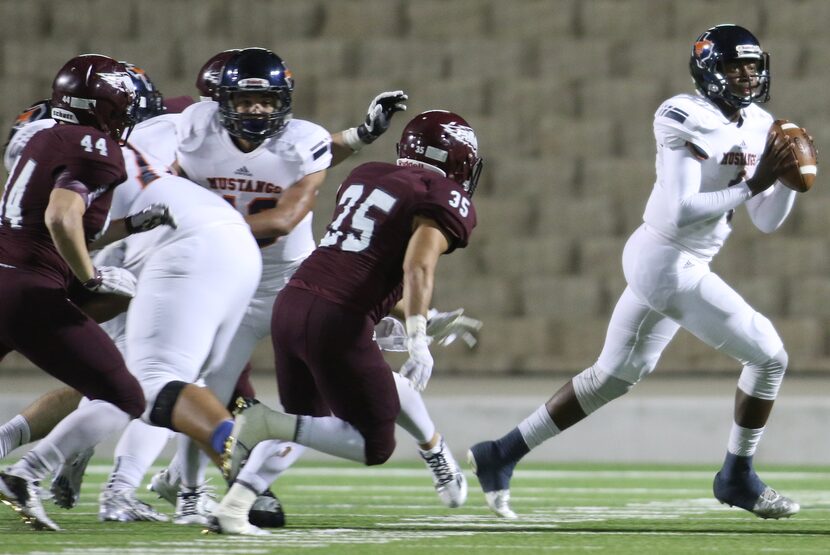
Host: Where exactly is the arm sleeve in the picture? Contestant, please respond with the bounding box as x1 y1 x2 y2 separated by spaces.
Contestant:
744 182 796 233
660 145 753 227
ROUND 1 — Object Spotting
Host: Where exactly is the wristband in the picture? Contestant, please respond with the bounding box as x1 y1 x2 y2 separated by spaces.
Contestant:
81 268 102 290
405 314 428 338
341 127 364 152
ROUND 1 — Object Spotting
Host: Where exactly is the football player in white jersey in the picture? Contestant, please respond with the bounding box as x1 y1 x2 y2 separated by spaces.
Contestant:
468 24 805 520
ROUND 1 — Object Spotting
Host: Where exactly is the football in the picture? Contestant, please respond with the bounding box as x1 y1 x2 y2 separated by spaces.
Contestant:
771 120 818 192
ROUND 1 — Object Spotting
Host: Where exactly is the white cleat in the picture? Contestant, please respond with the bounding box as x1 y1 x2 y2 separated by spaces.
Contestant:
749 487 800 520
205 514 270 536
173 484 217 526
0 471 61 531
51 447 94 509
484 490 518 519
419 437 467 508
148 467 179 507
98 487 169 522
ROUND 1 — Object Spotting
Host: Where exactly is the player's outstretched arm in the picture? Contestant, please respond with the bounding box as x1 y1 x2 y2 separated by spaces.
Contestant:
331 90 408 167
243 170 326 239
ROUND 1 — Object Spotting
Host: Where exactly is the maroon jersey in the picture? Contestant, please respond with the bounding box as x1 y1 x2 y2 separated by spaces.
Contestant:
0 124 125 287
162 95 195 114
288 162 476 322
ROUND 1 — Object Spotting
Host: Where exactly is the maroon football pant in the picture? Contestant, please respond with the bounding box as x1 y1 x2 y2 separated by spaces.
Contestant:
272 287 400 465
0 269 144 418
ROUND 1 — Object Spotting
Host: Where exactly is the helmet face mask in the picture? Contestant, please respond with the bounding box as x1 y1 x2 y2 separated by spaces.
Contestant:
217 48 293 143
396 110 483 196
50 54 139 143
689 24 770 110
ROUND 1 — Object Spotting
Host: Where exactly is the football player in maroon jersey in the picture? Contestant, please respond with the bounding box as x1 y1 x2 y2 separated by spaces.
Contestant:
0 54 177 531
211 110 481 534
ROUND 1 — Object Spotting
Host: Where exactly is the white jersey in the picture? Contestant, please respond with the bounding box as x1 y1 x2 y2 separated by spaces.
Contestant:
643 93 773 260
4 118 55 172
2 115 181 221
112 114 181 219
175 101 332 288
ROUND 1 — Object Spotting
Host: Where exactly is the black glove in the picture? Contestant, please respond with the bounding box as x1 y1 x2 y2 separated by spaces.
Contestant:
356 90 408 144
125 203 178 234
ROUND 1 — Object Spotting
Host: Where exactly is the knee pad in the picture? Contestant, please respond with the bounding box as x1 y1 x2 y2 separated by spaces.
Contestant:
738 348 788 401
572 364 636 416
148 380 188 430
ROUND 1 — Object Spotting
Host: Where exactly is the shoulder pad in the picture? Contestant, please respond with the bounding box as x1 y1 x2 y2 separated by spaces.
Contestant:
278 119 332 172
4 118 56 172
175 101 218 153
653 94 717 157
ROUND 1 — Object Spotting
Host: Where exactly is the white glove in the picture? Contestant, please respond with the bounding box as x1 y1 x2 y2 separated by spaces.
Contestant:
82 266 138 297
125 203 177 234
427 308 483 348
399 315 434 392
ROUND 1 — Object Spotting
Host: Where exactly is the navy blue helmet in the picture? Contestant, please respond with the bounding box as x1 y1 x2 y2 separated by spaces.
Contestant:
217 48 293 142
123 63 165 123
689 24 770 109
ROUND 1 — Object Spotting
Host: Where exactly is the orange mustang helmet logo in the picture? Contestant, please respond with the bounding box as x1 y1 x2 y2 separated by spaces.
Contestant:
694 39 714 62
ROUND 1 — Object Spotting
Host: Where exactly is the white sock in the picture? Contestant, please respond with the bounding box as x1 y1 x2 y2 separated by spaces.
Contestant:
727 423 765 457
393 372 435 444
107 419 172 490
218 481 257 518
295 415 366 463
237 441 305 494
0 415 31 458
517 404 561 450
12 401 129 480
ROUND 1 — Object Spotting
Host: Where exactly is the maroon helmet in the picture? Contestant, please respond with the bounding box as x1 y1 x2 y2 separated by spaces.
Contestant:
196 49 240 100
50 54 138 142
396 110 483 195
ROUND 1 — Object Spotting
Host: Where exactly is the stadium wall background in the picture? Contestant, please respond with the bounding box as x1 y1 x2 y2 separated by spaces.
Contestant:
0 0 828 379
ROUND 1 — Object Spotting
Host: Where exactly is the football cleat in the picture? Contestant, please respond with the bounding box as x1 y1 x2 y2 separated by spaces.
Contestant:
203 514 270 536
714 471 800 519
0 471 61 531
173 484 217 526
98 487 169 522
222 402 295 482
484 490 518 520
467 440 518 519
419 437 467 508
248 488 286 528
148 467 179 506
50 447 94 509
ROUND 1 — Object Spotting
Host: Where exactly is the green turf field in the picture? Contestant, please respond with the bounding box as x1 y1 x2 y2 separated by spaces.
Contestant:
1 461 828 554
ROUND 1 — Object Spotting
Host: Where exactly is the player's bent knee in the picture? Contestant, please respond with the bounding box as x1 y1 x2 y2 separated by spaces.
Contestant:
737 348 788 401
148 380 188 430
115 387 146 420
362 423 396 466
573 364 636 415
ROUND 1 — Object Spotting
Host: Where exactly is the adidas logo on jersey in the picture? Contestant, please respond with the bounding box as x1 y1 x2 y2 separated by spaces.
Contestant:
234 166 253 176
